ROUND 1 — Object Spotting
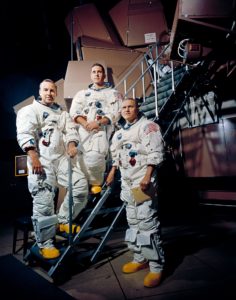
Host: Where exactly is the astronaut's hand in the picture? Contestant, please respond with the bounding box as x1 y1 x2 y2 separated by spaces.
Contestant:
140 175 151 191
67 142 78 158
31 157 44 175
27 149 44 175
85 121 100 132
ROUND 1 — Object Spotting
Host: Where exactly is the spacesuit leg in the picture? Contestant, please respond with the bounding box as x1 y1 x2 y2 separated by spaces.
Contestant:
83 150 106 193
124 202 146 263
124 199 164 272
136 200 165 273
122 200 150 274
32 215 58 246
28 175 60 258
57 156 88 232
85 150 106 186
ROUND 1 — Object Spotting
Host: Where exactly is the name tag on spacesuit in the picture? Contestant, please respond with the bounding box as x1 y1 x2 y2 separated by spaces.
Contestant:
131 186 155 204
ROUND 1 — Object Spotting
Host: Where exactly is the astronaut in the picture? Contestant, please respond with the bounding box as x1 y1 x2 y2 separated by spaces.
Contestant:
106 98 165 288
70 63 123 194
16 79 88 259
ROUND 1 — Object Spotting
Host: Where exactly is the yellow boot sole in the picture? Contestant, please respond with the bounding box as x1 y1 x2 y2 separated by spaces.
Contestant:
144 272 162 288
39 247 60 259
122 261 148 274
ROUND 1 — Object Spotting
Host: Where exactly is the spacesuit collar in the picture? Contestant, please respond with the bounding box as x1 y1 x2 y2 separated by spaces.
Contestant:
122 112 144 130
88 82 112 91
35 97 61 110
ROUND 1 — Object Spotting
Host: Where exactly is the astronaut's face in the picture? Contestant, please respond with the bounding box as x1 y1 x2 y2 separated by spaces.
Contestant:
90 65 106 87
39 81 57 106
121 99 138 123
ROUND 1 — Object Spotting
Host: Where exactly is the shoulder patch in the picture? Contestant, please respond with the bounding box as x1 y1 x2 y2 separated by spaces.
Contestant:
144 123 159 135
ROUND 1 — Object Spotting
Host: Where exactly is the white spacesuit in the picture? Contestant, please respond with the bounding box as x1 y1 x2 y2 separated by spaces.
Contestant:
16 99 88 254
70 82 122 188
110 113 165 275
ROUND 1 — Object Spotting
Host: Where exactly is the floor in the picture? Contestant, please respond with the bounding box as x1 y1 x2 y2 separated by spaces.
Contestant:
1 203 236 300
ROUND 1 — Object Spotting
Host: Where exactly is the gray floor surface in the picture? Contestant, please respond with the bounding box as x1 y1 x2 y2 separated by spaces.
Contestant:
1 205 236 300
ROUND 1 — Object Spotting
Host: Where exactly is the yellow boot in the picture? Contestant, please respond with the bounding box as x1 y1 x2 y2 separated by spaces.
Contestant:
122 261 148 274
39 247 60 259
90 185 102 194
58 223 80 234
143 272 162 288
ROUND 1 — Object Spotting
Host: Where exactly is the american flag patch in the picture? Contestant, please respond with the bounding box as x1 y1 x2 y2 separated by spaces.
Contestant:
144 123 159 135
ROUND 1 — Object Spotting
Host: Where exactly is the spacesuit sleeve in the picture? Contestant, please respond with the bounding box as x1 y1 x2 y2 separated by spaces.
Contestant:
104 89 123 124
140 121 165 166
62 111 80 146
16 105 38 152
109 132 119 167
69 90 86 122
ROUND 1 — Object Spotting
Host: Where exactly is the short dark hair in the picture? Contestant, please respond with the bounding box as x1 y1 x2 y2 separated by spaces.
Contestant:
91 63 105 74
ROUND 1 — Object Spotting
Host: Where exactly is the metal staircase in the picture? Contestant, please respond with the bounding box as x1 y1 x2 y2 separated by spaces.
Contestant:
24 166 125 283
47 184 125 279
114 43 194 141
114 42 218 145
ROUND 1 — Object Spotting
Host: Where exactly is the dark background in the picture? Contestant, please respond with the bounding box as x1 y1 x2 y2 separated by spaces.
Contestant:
0 0 176 140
